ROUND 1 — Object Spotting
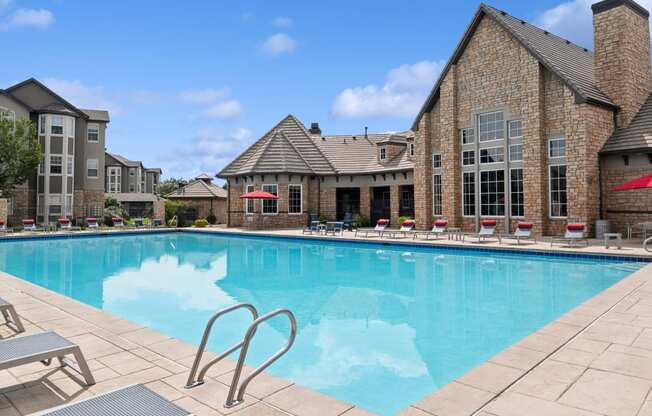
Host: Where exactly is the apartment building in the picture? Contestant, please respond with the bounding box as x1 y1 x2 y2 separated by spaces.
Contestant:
105 152 163 217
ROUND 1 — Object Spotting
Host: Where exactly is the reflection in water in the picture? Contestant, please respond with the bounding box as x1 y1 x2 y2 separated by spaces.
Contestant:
0 233 641 415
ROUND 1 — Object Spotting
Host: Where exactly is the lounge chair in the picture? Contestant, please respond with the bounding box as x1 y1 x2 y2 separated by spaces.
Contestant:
551 223 589 247
22 219 37 232
355 219 389 238
0 297 24 332
112 217 125 228
57 218 80 231
134 218 144 228
414 219 448 240
0 331 94 386
302 220 321 235
325 221 344 236
466 219 498 243
499 222 536 245
86 217 99 229
32 384 191 416
385 219 415 238
153 218 163 227
0 220 9 233
342 212 357 231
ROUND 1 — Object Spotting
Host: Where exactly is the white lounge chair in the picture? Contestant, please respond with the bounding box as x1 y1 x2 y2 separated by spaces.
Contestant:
499 222 536 245
32 384 191 416
414 219 448 240
0 297 24 332
385 219 415 238
466 219 498 243
302 220 321 235
551 223 589 247
57 218 80 231
355 219 389 238
86 217 99 229
0 331 94 386
22 219 37 232
0 220 9 233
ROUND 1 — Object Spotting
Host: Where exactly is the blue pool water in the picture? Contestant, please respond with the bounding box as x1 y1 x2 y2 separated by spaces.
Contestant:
0 232 645 415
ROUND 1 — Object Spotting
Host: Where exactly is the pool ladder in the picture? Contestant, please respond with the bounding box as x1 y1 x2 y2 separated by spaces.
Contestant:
645 236 652 252
184 303 297 408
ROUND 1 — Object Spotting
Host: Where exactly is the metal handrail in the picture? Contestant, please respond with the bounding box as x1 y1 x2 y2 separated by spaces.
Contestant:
645 236 652 253
185 303 258 388
224 309 297 408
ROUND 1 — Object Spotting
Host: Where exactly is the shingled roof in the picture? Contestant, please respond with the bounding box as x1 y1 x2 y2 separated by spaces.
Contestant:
165 179 227 199
412 3 616 130
602 92 652 154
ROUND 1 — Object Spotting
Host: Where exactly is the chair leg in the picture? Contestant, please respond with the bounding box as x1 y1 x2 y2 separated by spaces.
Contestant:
72 348 96 385
6 306 24 332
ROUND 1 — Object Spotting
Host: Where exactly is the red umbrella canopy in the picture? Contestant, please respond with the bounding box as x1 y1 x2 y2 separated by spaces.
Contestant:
239 190 279 199
613 173 652 191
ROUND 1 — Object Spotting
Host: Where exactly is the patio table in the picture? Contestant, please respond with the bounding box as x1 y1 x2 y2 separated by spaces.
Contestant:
628 222 652 240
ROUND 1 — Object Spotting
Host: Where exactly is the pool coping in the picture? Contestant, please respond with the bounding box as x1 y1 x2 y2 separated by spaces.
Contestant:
0 230 651 415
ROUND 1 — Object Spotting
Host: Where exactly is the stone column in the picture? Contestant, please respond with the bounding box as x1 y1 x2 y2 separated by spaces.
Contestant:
390 184 400 226
0 199 7 225
359 186 370 219
440 67 461 227
413 114 433 230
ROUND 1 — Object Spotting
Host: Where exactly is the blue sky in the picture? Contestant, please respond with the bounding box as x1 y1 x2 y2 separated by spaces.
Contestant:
2 0 649 180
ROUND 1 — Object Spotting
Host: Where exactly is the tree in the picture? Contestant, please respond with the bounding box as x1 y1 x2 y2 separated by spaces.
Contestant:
157 177 188 196
0 118 41 196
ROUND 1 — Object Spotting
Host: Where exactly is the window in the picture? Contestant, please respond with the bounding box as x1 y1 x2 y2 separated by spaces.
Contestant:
480 147 505 164
462 150 475 166
87 159 99 178
461 128 475 145
38 161 44 175
480 170 505 216
49 155 63 175
49 205 62 215
549 165 567 217
66 155 74 175
245 184 255 214
51 116 64 135
432 153 442 169
508 120 522 139
39 115 46 134
463 172 475 216
288 184 302 214
262 184 278 214
129 184 135 192
379 146 386 160
509 144 523 162
107 167 121 193
87 123 99 142
549 137 566 158
0 107 15 124
478 111 504 142
510 169 524 217
409 143 415 157
129 169 135 176
433 174 442 216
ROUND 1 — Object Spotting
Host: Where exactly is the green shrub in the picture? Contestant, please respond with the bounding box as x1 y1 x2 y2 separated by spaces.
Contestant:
355 214 370 227
164 200 187 223
206 213 217 224
194 218 209 228
398 216 413 226
168 217 178 227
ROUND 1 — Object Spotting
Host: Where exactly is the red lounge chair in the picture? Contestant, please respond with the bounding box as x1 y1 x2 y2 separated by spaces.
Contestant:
414 219 448 240
86 217 99 229
21 219 37 232
467 219 498 243
58 218 71 230
0 220 8 233
386 219 415 238
112 217 124 227
551 223 589 247
499 222 536 245
355 219 389 238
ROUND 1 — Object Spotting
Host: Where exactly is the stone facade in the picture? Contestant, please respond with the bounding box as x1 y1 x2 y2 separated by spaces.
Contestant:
0 199 7 225
73 190 105 220
176 198 226 224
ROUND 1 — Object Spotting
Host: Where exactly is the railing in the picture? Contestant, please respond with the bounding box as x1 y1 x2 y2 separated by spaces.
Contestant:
645 236 652 253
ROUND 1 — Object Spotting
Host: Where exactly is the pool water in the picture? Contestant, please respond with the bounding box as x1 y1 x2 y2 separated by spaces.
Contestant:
0 232 644 415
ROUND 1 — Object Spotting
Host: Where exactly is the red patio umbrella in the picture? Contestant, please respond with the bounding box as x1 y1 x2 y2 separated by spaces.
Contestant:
612 173 652 191
239 190 279 199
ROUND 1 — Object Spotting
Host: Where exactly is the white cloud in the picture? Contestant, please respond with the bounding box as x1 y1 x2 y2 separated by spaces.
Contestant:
202 99 243 119
41 78 122 115
2 8 54 30
534 0 652 48
273 16 292 28
260 33 296 55
177 88 230 104
331 60 444 118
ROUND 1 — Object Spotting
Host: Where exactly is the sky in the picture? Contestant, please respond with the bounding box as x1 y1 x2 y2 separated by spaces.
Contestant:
2 0 651 181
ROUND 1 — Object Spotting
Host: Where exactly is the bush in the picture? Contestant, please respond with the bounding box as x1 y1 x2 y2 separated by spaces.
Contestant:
355 214 370 228
206 213 217 225
168 218 178 227
398 216 413 226
194 218 209 228
164 200 186 223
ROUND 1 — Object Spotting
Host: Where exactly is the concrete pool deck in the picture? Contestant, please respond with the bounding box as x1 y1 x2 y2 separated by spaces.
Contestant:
0 227 650 415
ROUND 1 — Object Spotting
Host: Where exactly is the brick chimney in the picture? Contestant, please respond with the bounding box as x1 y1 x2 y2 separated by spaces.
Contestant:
593 0 652 128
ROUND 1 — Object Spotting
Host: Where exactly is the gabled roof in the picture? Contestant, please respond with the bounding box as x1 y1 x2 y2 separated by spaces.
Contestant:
602 92 652 154
106 152 142 168
412 3 616 130
81 109 110 122
165 179 227 199
5 78 90 119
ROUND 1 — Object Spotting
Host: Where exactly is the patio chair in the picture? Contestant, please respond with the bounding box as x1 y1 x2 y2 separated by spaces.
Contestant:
499 222 536 245
414 219 448 240
385 219 415 238
86 217 99 229
0 297 24 332
0 220 9 233
153 218 163 227
342 212 357 231
466 219 498 243
551 223 589 247
57 218 80 231
22 219 38 232
0 331 94 386
355 219 389 238
32 384 191 416
302 220 321 235
134 218 144 228
326 221 344 236
112 217 125 228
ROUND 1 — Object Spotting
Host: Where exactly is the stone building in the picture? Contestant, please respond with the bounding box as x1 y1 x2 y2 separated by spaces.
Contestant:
411 0 652 235
218 116 415 229
165 174 228 224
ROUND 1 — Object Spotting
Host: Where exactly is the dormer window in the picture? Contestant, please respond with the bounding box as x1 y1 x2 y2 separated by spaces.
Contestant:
379 146 386 161
409 143 415 157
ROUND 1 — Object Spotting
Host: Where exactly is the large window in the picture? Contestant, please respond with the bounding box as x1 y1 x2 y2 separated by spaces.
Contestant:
66 155 74 175
510 168 524 217
478 111 504 142
245 184 255 214
480 170 505 216
107 167 121 193
262 184 278 214
509 144 523 162
432 174 442 216
480 147 505 164
288 184 302 214
51 116 64 135
432 152 441 169
87 123 99 142
461 128 474 145
550 165 567 218
49 155 63 175
462 150 475 166
87 159 99 178
463 172 475 216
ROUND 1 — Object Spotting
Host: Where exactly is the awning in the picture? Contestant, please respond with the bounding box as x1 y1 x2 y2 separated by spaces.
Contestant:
239 190 278 199
613 173 652 191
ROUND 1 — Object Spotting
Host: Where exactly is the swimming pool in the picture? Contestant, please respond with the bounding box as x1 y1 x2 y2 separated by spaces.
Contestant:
0 231 645 415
